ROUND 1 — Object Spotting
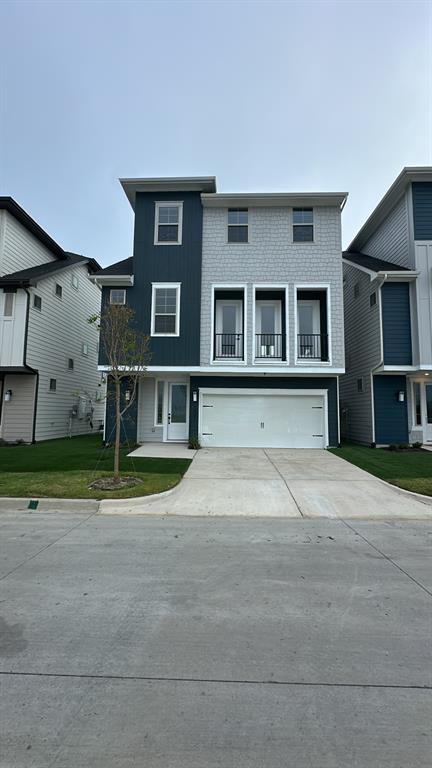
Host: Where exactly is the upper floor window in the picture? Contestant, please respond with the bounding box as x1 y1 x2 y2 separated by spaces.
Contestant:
370 291 377 307
228 208 248 243
55 283 63 299
49 378 57 392
151 283 180 336
82 343 89 356
3 292 14 317
154 202 183 245
110 289 126 305
33 294 42 311
71 274 79 290
67 358 74 370
354 282 360 299
293 208 314 242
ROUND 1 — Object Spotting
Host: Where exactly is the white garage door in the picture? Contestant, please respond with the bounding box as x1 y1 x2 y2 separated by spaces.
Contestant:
200 390 327 448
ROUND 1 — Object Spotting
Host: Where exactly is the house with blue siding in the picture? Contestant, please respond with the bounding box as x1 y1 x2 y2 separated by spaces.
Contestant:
340 167 432 446
93 177 347 449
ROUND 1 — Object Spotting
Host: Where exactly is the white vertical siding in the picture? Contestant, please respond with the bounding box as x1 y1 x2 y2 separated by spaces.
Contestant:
414 243 432 366
362 194 411 268
0 212 57 275
26 262 104 441
0 374 36 443
339 264 382 444
137 377 163 443
0 289 26 366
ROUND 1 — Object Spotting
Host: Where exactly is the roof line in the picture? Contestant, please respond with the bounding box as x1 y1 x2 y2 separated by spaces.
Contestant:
0 197 66 259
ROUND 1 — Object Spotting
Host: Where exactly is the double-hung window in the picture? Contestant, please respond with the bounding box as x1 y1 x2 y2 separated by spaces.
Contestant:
151 284 180 336
293 208 314 242
154 202 183 245
228 208 248 243
110 289 126 305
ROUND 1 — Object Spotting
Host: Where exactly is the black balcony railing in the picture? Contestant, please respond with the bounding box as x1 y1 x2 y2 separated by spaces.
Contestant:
297 334 329 361
214 333 244 359
255 333 283 359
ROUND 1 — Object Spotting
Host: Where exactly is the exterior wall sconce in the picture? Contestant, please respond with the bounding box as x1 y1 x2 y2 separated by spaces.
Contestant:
398 391 405 403
193 391 198 402
4 389 12 402
125 389 131 402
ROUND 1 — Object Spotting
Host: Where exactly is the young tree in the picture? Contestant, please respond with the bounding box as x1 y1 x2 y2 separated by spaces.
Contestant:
91 304 151 483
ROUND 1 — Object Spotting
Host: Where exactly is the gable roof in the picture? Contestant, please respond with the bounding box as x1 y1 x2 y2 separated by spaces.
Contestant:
92 257 133 277
0 197 67 260
348 166 432 252
342 251 410 274
0 253 101 288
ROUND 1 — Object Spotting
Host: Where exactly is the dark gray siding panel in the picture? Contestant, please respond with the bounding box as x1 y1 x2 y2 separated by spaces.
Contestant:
189 376 339 446
105 376 138 444
382 282 412 365
374 375 408 444
412 182 432 240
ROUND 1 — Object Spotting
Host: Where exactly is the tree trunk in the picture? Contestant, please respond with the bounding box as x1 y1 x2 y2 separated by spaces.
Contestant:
114 379 121 483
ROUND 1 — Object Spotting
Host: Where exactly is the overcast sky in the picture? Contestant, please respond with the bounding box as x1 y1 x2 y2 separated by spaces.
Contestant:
1 0 431 265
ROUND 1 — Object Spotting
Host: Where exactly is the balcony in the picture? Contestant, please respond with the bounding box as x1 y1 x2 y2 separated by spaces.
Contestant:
297 334 329 361
214 333 244 360
255 333 283 359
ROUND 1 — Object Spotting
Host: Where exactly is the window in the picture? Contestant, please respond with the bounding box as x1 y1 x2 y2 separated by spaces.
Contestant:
151 284 180 336
33 294 42 311
357 378 364 393
354 283 360 299
49 378 57 392
71 274 79 290
370 291 377 307
155 381 164 425
82 343 89 356
293 208 314 242
3 292 14 317
55 283 63 299
154 202 183 245
228 208 248 243
67 358 74 370
110 289 126 305
413 382 422 426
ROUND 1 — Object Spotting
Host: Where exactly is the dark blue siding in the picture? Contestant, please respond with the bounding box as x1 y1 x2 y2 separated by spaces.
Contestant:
189 376 339 446
382 282 412 365
374 375 408 444
412 182 432 240
105 376 138 445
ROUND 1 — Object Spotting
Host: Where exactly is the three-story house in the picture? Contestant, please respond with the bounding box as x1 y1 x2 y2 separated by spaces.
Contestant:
94 177 347 448
341 167 432 446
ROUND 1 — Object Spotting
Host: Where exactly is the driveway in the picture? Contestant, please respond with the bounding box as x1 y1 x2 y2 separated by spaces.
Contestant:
1 513 431 766
101 448 432 518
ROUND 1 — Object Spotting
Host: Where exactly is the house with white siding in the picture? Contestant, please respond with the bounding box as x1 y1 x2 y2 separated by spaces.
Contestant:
0 198 104 442
340 167 432 446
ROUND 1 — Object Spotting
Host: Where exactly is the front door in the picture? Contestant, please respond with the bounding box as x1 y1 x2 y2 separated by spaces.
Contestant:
167 383 188 441
425 384 432 443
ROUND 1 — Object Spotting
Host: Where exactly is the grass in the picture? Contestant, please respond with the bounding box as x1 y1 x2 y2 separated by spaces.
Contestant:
0 434 192 499
329 443 432 496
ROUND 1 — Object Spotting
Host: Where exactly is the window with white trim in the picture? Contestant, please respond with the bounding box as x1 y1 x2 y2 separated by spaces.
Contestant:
3 292 14 317
154 202 183 245
49 378 57 392
151 284 180 336
67 358 74 370
33 294 42 311
110 289 126 305
228 208 248 243
293 208 314 242
155 381 164 425
82 343 89 356
71 274 79 290
55 283 63 299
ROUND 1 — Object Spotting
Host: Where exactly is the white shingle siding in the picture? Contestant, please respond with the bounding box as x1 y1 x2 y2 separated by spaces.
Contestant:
0 211 56 275
339 263 382 444
25 262 104 441
201 206 344 367
362 194 411 268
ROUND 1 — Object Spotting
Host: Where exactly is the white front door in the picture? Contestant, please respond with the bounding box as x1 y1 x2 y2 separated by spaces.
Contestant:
167 383 188 441
425 383 432 443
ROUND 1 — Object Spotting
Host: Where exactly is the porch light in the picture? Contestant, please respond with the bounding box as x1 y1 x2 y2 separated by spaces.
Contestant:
398 391 405 403
4 389 12 402
125 389 131 402
193 391 198 402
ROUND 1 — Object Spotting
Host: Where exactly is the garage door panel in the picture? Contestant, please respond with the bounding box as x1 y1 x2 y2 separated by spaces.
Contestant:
200 392 326 449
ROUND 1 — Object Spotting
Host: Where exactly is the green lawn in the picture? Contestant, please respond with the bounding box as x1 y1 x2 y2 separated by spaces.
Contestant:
0 434 192 499
330 443 432 496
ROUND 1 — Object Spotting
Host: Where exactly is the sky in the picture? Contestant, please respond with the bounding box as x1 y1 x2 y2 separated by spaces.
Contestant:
0 0 431 266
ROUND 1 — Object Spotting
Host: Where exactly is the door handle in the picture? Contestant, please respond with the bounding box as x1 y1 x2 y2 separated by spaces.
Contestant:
168 413 171 424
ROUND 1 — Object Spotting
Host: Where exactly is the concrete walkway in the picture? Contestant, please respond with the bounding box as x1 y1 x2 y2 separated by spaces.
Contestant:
100 448 432 518
129 442 196 459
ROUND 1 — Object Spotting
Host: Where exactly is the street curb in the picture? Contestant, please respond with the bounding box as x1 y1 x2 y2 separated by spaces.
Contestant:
0 497 100 513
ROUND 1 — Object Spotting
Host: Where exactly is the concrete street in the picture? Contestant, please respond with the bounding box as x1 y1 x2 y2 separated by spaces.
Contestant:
1 511 431 766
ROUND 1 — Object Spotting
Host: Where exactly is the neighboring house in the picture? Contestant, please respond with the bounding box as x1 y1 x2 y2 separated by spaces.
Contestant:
93 177 347 449
0 198 104 442
341 167 432 446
